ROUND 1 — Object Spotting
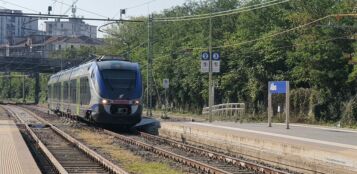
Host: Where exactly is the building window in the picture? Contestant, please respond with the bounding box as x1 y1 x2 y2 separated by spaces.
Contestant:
58 45 61 50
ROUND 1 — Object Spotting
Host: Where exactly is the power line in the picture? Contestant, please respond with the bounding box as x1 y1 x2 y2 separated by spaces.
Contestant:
153 14 356 60
52 0 108 18
0 0 40 13
154 0 290 22
156 0 281 20
173 14 333 51
154 35 355 64
0 12 144 22
212 15 331 49
112 0 156 18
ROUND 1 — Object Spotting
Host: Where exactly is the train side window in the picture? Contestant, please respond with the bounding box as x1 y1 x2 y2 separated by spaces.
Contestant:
80 77 90 105
63 81 69 103
70 79 77 103
91 70 95 79
47 85 50 101
54 82 60 101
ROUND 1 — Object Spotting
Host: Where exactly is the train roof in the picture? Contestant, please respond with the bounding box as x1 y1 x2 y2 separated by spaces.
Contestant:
48 57 140 84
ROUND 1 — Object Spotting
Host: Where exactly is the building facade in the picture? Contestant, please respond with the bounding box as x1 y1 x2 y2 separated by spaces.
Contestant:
45 18 97 38
0 35 103 58
0 9 38 44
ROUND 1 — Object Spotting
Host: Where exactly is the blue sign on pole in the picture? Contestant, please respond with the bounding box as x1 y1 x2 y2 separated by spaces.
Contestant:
201 52 210 60
269 81 287 94
212 52 220 60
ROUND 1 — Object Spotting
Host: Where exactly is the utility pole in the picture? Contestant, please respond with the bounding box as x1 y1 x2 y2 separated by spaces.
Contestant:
147 14 153 117
22 73 25 103
208 12 213 123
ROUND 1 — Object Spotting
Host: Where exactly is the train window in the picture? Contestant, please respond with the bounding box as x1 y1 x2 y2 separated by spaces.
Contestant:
48 85 51 101
101 69 136 90
80 77 90 105
91 70 95 79
63 81 69 103
53 84 56 101
70 79 77 103
58 83 61 101
54 82 61 101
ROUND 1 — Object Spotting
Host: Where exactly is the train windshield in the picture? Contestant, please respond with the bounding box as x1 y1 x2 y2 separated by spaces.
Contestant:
101 69 137 98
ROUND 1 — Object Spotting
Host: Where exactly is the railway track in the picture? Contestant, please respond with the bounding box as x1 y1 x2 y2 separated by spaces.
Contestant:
24 105 294 174
3 105 127 174
104 130 292 174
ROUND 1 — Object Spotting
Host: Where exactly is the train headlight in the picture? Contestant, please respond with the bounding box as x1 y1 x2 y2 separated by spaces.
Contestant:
133 100 140 105
102 99 109 105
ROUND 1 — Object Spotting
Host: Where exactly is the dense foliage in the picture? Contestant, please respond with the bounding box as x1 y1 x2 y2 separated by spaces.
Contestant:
103 0 357 126
2 0 357 126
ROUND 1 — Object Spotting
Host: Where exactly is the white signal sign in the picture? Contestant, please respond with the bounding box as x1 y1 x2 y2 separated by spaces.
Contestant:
201 61 209 73
163 79 169 89
212 61 220 73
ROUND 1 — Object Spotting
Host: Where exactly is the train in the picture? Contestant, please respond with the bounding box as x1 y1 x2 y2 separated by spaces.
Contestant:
47 56 143 127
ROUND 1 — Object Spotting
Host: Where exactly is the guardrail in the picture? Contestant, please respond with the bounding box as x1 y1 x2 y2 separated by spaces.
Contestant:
202 103 245 121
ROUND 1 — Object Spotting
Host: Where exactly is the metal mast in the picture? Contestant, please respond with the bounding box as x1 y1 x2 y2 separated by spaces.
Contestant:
147 14 153 117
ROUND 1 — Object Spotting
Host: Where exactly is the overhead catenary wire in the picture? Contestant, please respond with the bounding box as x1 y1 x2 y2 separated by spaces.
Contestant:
152 13 357 61
154 0 290 22
51 0 108 18
0 0 40 13
152 34 356 64
112 0 156 18
171 14 336 51
156 0 282 20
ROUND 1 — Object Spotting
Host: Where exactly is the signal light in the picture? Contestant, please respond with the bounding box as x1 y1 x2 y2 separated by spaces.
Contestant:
102 99 109 105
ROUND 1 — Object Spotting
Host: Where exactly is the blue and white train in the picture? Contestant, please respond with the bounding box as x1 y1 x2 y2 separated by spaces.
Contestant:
47 57 143 126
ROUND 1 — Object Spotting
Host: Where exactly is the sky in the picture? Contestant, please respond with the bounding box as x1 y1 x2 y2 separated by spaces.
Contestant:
0 0 192 37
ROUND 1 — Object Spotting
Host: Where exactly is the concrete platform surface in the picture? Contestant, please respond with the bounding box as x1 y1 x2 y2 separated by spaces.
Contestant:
204 122 357 147
0 120 41 174
159 121 357 174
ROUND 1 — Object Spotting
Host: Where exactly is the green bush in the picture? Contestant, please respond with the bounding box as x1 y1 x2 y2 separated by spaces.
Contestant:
341 96 357 127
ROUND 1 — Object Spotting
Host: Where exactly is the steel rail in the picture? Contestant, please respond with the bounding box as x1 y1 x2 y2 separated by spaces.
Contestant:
139 131 291 174
21 107 129 174
5 107 68 174
103 129 232 174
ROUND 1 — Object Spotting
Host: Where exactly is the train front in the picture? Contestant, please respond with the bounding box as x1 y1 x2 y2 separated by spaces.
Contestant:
91 60 143 126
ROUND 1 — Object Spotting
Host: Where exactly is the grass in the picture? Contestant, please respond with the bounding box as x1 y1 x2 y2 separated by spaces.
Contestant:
76 130 184 174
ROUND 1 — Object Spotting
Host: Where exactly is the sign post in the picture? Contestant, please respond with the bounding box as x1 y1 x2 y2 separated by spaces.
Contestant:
163 79 169 118
268 81 290 129
201 51 220 122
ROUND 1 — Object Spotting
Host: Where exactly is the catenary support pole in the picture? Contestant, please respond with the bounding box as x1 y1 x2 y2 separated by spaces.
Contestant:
286 81 290 129
268 82 272 127
22 73 25 103
147 14 153 117
208 12 213 123
34 72 40 104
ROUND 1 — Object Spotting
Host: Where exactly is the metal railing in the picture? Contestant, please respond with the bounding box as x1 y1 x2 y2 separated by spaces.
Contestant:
202 103 245 121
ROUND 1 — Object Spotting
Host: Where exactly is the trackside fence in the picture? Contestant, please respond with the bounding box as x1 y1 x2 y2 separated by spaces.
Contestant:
202 103 245 121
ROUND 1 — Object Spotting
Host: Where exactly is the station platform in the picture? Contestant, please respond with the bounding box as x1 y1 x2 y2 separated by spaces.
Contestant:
159 121 357 174
0 120 41 174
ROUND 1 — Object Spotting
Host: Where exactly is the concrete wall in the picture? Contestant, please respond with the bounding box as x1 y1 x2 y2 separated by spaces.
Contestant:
159 122 357 174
